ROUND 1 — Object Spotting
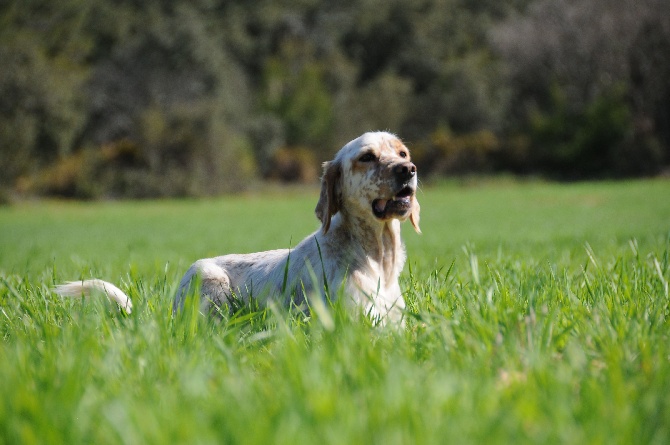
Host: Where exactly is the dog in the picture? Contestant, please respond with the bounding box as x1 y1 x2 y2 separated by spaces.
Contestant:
55 131 420 323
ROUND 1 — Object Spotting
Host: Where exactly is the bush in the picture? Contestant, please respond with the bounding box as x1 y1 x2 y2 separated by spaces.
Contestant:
266 147 319 183
413 127 500 176
17 140 148 199
527 86 634 177
0 29 87 188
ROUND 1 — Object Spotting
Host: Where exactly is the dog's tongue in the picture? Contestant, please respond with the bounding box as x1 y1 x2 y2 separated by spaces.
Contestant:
374 199 388 214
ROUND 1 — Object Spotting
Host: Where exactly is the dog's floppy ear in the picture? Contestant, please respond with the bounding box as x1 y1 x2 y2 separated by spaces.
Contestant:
410 197 421 234
315 160 342 233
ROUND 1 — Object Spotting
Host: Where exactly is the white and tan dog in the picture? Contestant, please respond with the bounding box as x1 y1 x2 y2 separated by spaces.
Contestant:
56 131 420 323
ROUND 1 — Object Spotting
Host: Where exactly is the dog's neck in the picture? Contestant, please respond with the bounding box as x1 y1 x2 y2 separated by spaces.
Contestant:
328 212 404 287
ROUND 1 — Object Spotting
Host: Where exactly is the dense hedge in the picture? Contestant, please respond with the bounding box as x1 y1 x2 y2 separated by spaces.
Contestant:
1 0 668 198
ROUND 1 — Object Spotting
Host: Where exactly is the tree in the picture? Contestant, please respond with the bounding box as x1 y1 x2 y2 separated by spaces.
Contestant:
493 0 670 176
0 0 90 187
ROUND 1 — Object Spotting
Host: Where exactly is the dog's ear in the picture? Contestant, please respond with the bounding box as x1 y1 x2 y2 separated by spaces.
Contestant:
315 160 342 233
410 197 421 234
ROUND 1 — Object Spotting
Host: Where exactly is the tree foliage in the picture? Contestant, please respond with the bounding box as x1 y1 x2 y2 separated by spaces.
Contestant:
493 0 670 177
1 0 668 198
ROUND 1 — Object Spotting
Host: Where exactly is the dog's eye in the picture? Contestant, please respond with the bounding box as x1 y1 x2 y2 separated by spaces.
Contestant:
358 152 377 162
399 151 408 158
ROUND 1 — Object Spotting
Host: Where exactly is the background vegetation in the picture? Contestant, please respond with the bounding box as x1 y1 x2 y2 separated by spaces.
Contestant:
1 180 669 444
2 0 669 199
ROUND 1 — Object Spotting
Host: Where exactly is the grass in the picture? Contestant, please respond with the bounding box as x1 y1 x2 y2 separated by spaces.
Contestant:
1 179 669 444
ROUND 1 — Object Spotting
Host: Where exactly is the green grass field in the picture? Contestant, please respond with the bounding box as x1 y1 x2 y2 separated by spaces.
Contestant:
1 179 669 444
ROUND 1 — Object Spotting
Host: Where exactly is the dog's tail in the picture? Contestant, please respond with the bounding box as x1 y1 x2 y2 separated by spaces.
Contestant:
54 279 133 314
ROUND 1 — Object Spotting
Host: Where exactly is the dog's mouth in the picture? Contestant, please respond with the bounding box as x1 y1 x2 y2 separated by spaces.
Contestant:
372 186 414 219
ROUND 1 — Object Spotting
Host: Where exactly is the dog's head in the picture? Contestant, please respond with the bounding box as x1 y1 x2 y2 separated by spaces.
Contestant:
315 132 420 234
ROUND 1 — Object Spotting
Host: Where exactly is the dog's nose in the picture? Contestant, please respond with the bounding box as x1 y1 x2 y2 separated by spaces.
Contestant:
393 162 416 181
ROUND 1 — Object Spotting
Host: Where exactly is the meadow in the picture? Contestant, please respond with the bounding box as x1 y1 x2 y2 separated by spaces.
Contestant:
1 179 669 444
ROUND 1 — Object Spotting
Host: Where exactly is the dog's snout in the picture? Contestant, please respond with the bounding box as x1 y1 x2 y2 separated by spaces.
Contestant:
393 162 417 181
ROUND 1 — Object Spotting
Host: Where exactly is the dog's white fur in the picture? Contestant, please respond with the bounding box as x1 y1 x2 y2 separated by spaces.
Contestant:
55 131 420 323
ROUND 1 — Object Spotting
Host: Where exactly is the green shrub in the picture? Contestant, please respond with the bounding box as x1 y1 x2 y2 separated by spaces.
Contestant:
266 147 319 183
527 86 638 177
414 127 500 176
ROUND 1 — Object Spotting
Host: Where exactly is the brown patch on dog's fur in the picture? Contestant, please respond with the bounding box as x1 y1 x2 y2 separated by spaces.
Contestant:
350 154 377 174
389 138 410 160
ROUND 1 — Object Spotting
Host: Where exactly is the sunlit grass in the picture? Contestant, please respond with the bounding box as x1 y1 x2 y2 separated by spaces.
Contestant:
1 179 669 444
